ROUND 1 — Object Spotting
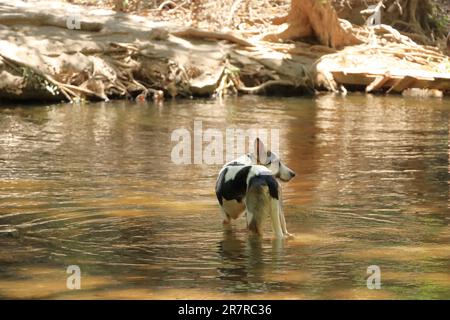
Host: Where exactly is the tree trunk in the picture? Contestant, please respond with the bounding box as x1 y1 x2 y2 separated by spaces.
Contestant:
264 0 361 49
114 0 125 12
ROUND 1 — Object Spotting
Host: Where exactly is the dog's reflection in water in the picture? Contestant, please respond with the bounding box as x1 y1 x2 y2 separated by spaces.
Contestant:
216 227 286 287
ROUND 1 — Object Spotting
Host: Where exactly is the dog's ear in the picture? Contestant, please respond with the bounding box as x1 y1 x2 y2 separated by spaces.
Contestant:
254 138 268 164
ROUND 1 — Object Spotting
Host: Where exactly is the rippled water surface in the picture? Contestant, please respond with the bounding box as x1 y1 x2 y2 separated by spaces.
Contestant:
0 95 449 299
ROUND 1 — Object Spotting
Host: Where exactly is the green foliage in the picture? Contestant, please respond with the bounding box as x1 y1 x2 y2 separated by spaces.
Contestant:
20 66 60 96
429 2 450 36
433 57 450 73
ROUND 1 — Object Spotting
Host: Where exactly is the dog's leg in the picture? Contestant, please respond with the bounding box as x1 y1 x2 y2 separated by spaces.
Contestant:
270 198 285 239
246 209 259 235
277 184 292 237
279 209 293 237
245 195 266 236
278 200 292 237
219 206 231 225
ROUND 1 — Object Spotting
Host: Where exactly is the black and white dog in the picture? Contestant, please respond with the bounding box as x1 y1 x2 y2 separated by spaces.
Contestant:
215 138 296 238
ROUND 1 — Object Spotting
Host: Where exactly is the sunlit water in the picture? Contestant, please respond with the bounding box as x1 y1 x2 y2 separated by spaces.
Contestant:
0 95 449 299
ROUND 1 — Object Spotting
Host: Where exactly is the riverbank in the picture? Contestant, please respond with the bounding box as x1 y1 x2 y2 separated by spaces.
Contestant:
1 0 450 103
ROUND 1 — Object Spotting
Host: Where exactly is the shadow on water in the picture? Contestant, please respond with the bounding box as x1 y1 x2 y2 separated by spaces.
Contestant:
0 95 449 299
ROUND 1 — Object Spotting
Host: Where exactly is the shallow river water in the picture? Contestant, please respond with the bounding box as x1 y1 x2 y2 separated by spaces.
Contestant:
0 95 449 299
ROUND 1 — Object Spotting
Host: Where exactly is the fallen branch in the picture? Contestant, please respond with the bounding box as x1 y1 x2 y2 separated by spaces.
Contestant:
171 28 254 47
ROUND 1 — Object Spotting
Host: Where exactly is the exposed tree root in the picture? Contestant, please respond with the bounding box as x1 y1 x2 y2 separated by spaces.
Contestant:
236 79 298 94
332 0 447 40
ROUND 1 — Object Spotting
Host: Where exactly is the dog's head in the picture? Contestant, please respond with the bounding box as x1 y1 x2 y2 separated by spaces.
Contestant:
252 138 296 182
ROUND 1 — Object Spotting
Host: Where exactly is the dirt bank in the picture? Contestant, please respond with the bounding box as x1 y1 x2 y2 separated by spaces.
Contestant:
0 0 449 103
